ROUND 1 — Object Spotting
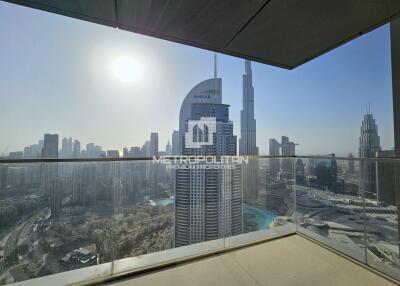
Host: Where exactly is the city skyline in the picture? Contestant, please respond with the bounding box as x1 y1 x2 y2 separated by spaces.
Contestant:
0 1 395 156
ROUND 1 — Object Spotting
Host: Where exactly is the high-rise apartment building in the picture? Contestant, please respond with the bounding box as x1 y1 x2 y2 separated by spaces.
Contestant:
107 150 120 158
269 138 281 177
86 143 102 158
87 143 95 158
281 136 297 180
130 146 141 157
171 130 180 155
60 137 73 158
42 134 59 158
150 133 159 156
73 140 81 158
24 140 43 159
9 151 23 159
40 133 60 216
314 155 338 192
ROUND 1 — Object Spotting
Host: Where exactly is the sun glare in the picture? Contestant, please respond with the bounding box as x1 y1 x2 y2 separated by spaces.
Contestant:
112 57 139 83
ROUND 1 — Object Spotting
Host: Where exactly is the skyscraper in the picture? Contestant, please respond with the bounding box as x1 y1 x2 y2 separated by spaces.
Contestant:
141 140 150 157
107 150 120 158
314 155 338 192
150 132 159 156
87 143 95 158
61 137 68 155
239 60 258 156
60 137 73 158
281 136 297 180
123 147 129 157
130 146 141 157
348 152 355 175
42 134 59 158
359 109 380 197
269 138 281 177
94 145 103 157
239 60 259 203
165 141 172 156
175 55 242 247
171 130 180 155
40 133 60 216
178 54 222 154
73 140 81 158
23 140 43 159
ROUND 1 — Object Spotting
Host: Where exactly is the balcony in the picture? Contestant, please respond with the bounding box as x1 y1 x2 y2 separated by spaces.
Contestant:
0 156 398 285
107 234 395 286
1 1 400 285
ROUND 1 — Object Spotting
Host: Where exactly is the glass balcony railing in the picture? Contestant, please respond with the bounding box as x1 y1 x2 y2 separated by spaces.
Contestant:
0 156 398 285
295 156 400 280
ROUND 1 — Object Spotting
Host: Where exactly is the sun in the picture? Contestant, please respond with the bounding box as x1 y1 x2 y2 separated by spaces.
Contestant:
111 57 139 83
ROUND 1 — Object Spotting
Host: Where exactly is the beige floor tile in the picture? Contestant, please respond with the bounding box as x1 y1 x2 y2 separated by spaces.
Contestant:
106 235 397 286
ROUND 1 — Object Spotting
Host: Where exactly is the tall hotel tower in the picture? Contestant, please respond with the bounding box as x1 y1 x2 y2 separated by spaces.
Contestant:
239 60 259 203
359 108 381 197
175 55 242 247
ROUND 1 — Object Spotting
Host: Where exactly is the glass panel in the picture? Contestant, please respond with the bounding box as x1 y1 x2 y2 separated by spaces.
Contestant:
296 157 367 263
111 159 179 275
112 157 234 275
365 159 400 280
224 157 296 247
296 157 400 281
0 162 114 285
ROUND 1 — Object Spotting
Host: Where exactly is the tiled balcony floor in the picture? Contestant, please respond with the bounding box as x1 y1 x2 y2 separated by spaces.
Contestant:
105 234 396 286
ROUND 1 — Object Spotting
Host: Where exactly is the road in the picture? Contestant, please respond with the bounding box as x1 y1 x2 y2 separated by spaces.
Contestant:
3 208 49 266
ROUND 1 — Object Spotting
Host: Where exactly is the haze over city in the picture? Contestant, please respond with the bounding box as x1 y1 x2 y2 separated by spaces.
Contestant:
0 1 395 156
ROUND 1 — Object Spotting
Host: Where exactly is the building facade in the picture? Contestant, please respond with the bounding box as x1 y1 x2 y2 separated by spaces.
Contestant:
359 111 381 198
150 132 159 156
171 130 180 155
269 138 281 178
175 58 242 247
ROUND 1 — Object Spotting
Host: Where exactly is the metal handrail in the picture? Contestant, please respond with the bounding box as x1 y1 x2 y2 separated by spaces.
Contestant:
0 154 398 163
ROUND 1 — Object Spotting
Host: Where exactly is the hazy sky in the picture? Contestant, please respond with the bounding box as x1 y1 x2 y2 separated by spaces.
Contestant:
0 2 394 156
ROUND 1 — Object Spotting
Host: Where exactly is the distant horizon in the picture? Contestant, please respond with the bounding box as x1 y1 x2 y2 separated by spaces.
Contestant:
0 1 395 157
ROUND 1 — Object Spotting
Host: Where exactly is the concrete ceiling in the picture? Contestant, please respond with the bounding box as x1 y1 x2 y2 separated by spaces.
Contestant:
3 0 400 69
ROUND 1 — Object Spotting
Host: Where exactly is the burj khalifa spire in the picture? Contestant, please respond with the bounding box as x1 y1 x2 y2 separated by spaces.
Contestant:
239 60 258 155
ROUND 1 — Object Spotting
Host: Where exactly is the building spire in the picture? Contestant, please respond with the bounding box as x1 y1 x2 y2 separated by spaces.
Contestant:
365 104 372 115
245 60 251 75
213 53 217 78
